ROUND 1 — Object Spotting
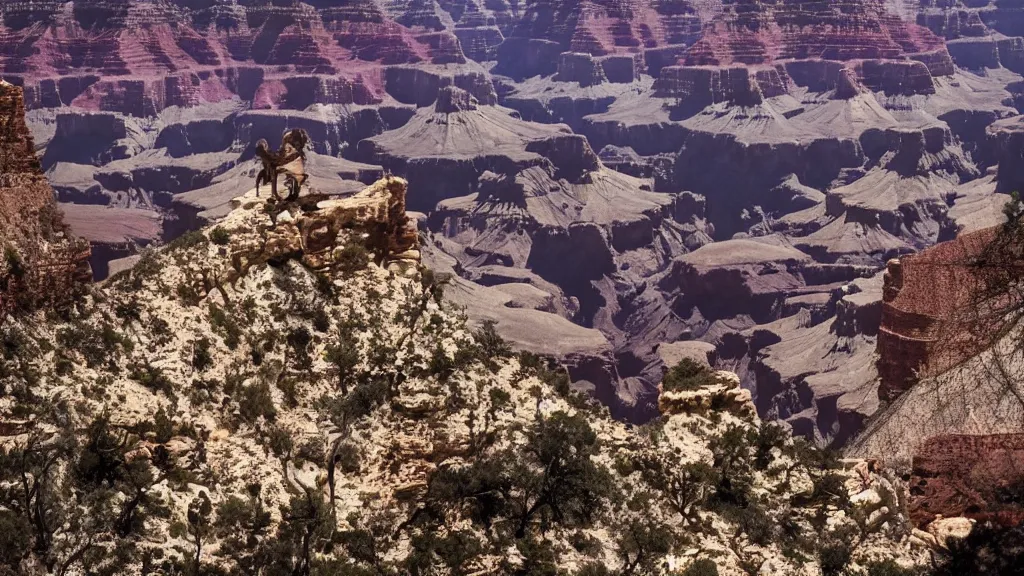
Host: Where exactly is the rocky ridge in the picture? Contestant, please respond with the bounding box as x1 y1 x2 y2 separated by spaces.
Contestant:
0 176 941 576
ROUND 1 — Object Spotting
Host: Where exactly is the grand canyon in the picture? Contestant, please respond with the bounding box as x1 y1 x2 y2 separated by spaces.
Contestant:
2 0 1024 574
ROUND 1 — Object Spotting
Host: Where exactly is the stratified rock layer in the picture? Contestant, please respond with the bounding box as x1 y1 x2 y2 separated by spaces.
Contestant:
876 226 997 401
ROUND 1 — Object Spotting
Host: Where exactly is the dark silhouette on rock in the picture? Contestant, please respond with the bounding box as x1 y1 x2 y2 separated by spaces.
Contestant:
254 129 310 202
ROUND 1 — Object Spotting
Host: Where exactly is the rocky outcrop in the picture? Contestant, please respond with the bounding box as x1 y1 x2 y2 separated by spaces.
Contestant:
222 177 420 283
383 66 497 107
554 52 607 87
876 227 998 401
658 370 756 419
947 36 1024 74
0 80 90 315
990 115 1024 192
655 66 764 108
910 434 1024 527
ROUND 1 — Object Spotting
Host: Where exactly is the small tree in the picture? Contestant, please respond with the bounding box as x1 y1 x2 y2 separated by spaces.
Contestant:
510 411 616 537
0 431 75 560
325 315 361 395
616 512 675 575
215 489 271 574
640 456 717 527
187 491 213 574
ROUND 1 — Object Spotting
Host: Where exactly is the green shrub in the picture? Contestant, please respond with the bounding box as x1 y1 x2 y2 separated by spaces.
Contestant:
130 364 174 394
473 320 512 371
312 309 330 333
819 537 855 576
286 327 313 370
266 426 294 458
168 230 208 252
0 510 31 569
809 472 849 508
57 320 130 368
325 323 360 394
238 381 276 423
335 378 390 424
616 514 675 575
337 241 370 274
662 358 716 392
296 437 325 465
127 250 163 290
569 531 603 555
739 498 774 545
210 227 231 246
488 388 511 413
709 425 755 507
3 244 24 278
154 406 174 443
192 338 213 371
209 303 242 350
754 422 787 470
177 281 202 306
336 442 361 474
114 300 143 324
404 530 483 575
682 559 719 576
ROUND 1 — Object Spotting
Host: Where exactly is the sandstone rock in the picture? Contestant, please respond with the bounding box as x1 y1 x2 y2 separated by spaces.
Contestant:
875 227 998 402
221 177 418 286
926 517 975 548
658 370 757 419
555 52 607 87
851 488 882 508
656 340 716 370
655 66 764 110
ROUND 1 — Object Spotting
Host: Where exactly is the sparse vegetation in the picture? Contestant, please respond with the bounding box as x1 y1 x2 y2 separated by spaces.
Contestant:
662 358 717 392
210 226 231 246
0 187 939 576
191 337 213 371
337 240 370 274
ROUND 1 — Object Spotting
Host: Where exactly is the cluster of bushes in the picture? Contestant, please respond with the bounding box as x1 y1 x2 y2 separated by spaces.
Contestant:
0 411 206 575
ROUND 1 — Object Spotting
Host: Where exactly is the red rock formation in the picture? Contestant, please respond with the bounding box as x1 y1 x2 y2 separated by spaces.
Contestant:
0 80 90 315
910 434 1024 527
876 226 998 401
682 0 948 70
654 65 764 106
0 0 475 114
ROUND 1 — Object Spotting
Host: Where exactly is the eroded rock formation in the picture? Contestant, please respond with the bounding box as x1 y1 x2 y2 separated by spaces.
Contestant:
3 0 1024 443
876 226 997 401
909 434 1024 527
0 80 90 315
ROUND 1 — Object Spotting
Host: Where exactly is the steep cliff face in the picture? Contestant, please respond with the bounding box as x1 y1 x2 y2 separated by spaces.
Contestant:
875 226 998 401
849 218 1024 529
0 80 90 316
